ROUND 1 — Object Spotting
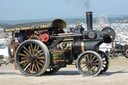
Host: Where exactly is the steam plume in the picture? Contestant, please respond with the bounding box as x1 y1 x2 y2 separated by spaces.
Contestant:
64 0 90 11
83 0 90 11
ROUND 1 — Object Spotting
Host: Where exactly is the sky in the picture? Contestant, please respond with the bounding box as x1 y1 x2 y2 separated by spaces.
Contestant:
0 0 128 20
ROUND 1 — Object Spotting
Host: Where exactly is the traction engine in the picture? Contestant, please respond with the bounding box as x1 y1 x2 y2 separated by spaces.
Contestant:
2 12 115 76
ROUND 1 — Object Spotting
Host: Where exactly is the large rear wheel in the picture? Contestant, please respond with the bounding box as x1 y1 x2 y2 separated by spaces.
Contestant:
16 40 50 76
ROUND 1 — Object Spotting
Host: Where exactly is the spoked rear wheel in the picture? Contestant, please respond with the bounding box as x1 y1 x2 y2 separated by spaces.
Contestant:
76 51 102 76
16 40 50 76
98 51 109 74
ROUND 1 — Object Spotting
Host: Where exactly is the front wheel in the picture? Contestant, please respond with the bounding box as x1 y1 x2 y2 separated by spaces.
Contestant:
98 51 109 74
76 51 102 76
15 40 50 76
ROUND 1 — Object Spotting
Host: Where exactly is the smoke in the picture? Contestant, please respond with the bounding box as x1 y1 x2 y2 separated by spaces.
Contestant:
83 0 90 11
64 0 91 11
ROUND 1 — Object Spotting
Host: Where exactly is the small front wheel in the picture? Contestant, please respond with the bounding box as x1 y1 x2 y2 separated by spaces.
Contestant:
76 51 102 76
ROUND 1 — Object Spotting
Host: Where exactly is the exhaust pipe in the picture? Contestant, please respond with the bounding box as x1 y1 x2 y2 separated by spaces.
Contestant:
86 12 93 30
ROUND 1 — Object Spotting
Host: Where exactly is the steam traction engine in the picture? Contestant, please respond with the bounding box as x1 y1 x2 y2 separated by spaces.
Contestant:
3 12 115 76
109 41 128 58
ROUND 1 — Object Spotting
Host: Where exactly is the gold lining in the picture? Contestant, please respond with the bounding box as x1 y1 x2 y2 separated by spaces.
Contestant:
5 24 51 32
81 42 85 52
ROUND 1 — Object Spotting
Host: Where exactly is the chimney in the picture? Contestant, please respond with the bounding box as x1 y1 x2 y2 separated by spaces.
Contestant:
86 12 93 30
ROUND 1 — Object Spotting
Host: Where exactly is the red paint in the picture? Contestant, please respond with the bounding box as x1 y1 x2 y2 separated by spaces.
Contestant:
41 33 49 42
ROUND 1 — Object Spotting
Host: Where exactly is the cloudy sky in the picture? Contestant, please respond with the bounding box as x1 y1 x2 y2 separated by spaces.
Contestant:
0 0 128 20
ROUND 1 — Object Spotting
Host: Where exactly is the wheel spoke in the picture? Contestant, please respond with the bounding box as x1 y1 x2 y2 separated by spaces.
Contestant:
90 56 96 63
33 62 38 72
39 57 44 63
92 62 99 66
81 64 87 68
91 66 97 72
93 58 98 63
102 58 106 61
39 60 44 63
36 61 43 66
35 62 40 71
30 43 34 55
81 65 88 71
23 50 29 56
21 57 27 60
28 46 32 54
19 60 29 64
86 55 89 62
89 55 92 61
24 63 31 71
35 49 43 56
103 61 107 64
23 62 29 67
37 56 45 60
32 62 34 72
23 46 31 54
33 45 37 54
36 46 39 51
38 53 44 57
28 63 32 72
19 53 27 57
84 66 88 71
81 60 86 64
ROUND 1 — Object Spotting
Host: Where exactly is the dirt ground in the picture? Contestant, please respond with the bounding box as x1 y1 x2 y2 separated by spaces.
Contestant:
0 57 128 85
